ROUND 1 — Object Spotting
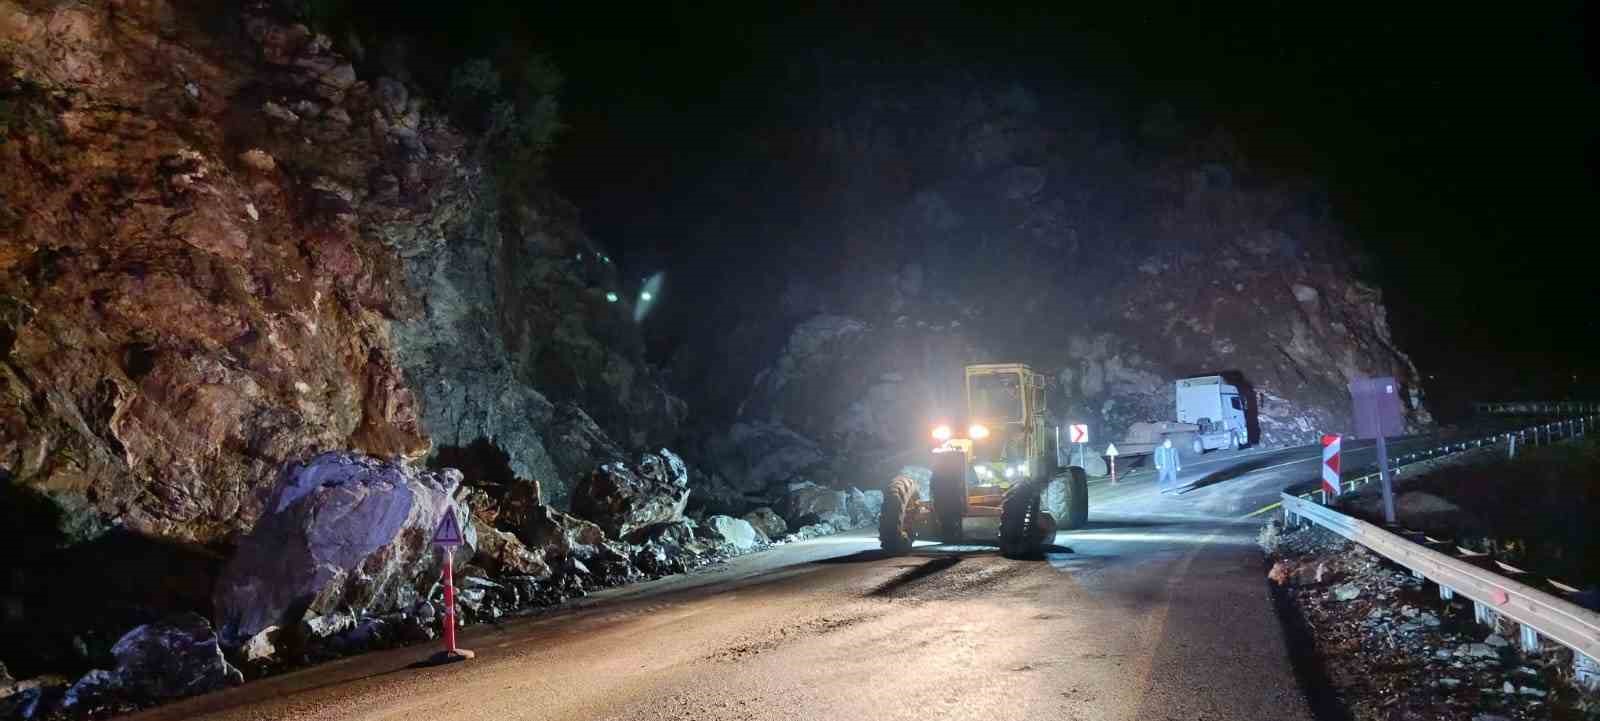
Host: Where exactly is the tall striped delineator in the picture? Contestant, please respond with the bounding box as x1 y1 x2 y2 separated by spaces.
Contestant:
1320 434 1341 500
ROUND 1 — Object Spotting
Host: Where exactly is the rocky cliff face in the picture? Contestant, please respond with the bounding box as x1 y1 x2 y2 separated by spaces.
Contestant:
0 0 678 545
679 74 1429 497
0 0 681 677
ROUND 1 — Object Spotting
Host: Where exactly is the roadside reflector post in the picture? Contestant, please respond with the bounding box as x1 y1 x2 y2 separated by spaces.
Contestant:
1519 625 1541 655
1577 653 1600 691
1320 435 1341 504
1104 443 1119 485
429 506 474 663
1473 601 1495 627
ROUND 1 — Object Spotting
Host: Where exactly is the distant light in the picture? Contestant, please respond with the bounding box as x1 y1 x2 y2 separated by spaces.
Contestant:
1004 467 1017 479
932 425 952 441
968 424 990 439
634 272 664 323
601 255 611 263
605 292 619 303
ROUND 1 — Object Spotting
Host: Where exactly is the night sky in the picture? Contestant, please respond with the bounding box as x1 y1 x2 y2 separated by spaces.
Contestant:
370 2 1599 414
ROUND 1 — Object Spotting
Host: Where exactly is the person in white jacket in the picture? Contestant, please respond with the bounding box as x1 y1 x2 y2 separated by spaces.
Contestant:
1154 438 1181 488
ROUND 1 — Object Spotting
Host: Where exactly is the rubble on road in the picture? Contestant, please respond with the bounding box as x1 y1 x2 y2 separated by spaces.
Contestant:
0 443 888 721
1261 521 1600 720
61 613 243 715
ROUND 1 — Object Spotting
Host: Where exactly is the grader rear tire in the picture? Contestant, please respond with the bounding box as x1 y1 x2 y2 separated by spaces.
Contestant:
999 480 1045 559
879 475 919 554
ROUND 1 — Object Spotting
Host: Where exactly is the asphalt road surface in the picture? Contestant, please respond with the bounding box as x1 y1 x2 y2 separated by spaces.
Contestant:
125 437 1456 721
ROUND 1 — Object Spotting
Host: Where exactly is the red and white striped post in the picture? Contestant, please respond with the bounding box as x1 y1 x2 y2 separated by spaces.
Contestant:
430 507 474 663
1320 434 1342 503
441 550 458 654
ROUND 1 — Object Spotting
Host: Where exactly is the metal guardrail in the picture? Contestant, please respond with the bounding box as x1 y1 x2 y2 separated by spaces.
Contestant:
1281 412 1600 690
1474 401 1600 416
1325 415 1595 499
1281 494 1600 689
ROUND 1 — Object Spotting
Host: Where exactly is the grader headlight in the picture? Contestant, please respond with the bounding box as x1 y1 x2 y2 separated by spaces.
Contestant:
968 423 990 439
931 424 953 441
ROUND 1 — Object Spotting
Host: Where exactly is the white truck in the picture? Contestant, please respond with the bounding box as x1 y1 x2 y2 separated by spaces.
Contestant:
1118 376 1250 457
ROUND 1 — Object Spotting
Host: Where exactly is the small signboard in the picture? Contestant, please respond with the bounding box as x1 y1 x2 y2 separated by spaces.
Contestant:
1069 424 1090 444
1348 377 1404 439
432 509 464 547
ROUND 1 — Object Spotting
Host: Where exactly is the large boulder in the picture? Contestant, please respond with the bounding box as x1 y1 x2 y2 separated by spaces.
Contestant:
470 518 551 578
707 422 829 495
785 482 851 529
62 613 242 709
702 516 766 553
742 507 789 539
571 449 691 539
213 452 475 644
1068 452 1109 478
543 403 629 497
846 488 884 526
516 504 607 563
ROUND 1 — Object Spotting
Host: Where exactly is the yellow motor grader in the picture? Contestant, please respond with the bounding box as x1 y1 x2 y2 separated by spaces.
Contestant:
879 363 1089 558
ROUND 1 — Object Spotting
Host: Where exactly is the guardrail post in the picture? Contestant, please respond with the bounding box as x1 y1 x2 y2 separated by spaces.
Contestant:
1577 653 1600 691
1507 433 1516 459
1520 625 1541 655
1439 585 1454 601
1474 601 1495 627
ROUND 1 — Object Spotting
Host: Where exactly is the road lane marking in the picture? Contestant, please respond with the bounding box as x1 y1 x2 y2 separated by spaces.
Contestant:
1243 501 1282 518
1233 456 1321 475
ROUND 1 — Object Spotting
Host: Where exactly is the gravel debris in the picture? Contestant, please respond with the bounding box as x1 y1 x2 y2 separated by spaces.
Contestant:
1261 521 1600 719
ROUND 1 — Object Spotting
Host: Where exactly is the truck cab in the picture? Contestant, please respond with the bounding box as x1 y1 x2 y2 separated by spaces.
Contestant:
1175 376 1248 451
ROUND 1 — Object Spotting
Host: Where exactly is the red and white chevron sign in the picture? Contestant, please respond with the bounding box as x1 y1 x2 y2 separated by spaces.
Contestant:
1321 434 1342 497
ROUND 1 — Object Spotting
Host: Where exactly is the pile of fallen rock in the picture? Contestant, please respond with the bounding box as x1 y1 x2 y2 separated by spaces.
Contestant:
0 450 882 720
1262 521 1598 720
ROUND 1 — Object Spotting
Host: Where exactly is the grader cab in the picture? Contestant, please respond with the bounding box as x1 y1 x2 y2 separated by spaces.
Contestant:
879 363 1090 558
